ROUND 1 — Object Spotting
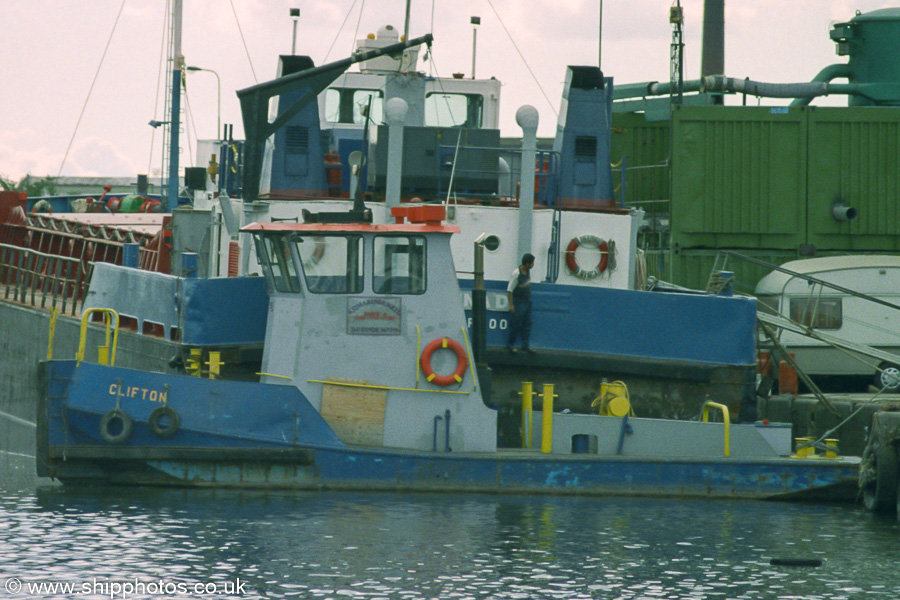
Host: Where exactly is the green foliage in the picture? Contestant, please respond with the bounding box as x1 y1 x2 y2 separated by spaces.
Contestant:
0 174 58 197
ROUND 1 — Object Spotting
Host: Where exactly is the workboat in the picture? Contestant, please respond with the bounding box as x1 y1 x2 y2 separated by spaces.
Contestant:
0 26 758 442
36 203 858 500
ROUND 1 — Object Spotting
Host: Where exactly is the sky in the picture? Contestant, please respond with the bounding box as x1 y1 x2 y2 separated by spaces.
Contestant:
1 0 896 181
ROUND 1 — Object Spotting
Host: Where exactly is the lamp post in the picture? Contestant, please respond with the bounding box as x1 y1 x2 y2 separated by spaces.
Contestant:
185 66 221 139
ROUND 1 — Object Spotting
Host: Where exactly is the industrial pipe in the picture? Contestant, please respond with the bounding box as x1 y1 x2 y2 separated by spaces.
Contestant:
832 201 858 222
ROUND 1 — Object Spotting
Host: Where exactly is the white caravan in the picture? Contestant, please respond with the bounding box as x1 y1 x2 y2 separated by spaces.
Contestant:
755 255 900 391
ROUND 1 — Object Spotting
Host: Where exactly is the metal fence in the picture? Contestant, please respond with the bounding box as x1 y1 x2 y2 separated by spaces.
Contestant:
0 243 88 316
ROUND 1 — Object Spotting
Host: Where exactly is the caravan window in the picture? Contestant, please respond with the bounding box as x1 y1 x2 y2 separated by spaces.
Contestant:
323 89 384 125
789 296 842 330
296 235 364 294
373 235 426 295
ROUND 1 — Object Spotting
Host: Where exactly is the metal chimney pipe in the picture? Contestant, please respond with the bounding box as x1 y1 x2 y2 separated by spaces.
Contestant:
701 0 725 104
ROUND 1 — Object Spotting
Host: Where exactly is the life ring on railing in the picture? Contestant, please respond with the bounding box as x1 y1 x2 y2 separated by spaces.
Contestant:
99 408 133 444
420 337 468 386
148 405 180 438
565 234 609 279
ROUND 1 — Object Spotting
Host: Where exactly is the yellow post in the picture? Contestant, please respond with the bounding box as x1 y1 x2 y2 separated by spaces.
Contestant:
187 348 203 376
825 438 838 459
519 382 533 449
541 383 556 454
206 351 223 378
46 307 59 360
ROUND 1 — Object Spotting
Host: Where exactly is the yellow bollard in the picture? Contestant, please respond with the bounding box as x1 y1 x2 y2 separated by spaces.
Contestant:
519 382 534 449
540 383 557 454
795 437 813 458
825 438 838 459
206 351 223 378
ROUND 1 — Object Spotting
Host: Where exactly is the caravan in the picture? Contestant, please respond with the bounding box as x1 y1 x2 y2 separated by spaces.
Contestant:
755 255 900 391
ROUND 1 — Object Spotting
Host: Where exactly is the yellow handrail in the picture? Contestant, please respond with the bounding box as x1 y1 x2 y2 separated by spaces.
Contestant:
701 400 730 457
308 379 470 395
76 308 120 366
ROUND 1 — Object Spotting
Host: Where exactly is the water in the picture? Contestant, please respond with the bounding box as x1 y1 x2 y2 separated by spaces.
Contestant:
1 453 899 600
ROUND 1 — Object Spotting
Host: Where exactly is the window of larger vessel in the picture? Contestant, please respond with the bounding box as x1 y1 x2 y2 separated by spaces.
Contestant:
323 88 384 125
425 93 484 128
373 235 426 295
254 234 301 293
789 296 842 330
295 234 363 294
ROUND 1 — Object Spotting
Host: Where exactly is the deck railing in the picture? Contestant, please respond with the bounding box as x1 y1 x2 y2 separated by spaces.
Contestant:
0 243 87 316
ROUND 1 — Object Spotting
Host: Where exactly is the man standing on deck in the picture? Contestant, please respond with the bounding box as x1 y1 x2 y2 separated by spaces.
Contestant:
506 253 536 354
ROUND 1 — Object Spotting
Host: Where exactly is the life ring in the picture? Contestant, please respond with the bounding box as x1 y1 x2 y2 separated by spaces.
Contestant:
99 408 133 444
420 337 468 387
148 405 180 438
565 235 608 279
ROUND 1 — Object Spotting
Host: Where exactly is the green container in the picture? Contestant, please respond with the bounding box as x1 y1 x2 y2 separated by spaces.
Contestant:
806 107 900 249
670 105 807 250
610 112 671 215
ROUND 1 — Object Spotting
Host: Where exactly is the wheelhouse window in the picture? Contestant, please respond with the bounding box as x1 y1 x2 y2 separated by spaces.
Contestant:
296 234 363 294
789 296 842 330
254 234 300 293
373 235 426 295
424 93 484 128
323 89 384 125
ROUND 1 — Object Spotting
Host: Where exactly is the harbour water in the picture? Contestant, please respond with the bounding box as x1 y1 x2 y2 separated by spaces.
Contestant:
1 452 899 600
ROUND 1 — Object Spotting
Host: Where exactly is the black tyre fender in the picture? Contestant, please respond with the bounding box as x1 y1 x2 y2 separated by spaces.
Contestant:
863 444 899 512
148 405 180 438
99 408 133 444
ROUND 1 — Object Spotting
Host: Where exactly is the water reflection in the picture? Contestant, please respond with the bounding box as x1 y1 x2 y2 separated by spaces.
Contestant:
1 475 898 599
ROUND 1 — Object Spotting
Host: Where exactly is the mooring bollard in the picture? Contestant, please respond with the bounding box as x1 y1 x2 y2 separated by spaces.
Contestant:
519 382 533 449
541 383 557 454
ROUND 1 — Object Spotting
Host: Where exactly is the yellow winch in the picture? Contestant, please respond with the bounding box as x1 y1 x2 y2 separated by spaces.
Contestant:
591 379 633 417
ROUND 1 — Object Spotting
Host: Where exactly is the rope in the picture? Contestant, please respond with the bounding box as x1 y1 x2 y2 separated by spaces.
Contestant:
323 0 360 63
57 0 128 177
484 0 558 119
148 0 170 175
229 0 258 83
0 410 36 428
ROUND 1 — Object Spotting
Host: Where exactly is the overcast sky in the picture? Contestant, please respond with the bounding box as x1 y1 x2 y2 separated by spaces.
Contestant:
1 0 894 181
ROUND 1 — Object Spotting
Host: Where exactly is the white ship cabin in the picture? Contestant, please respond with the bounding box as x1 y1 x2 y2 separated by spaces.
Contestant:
320 25 501 134
242 204 498 453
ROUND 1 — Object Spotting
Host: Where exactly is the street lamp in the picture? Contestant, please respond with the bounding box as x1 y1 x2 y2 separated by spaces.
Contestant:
185 66 221 139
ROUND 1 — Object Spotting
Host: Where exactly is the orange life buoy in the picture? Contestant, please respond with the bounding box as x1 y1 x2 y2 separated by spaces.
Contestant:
420 337 468 387
565 235 608 279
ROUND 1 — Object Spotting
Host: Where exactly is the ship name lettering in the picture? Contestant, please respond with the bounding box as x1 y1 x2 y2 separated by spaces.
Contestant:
108 382 168 403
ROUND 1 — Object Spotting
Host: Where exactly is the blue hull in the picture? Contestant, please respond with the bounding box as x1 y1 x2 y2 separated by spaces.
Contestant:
38 361 856 501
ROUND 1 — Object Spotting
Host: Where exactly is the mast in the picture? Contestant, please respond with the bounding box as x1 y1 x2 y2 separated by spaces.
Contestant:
166 0 183 211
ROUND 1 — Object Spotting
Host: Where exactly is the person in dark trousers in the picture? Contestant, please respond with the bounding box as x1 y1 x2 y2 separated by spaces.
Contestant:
506 253 536 354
